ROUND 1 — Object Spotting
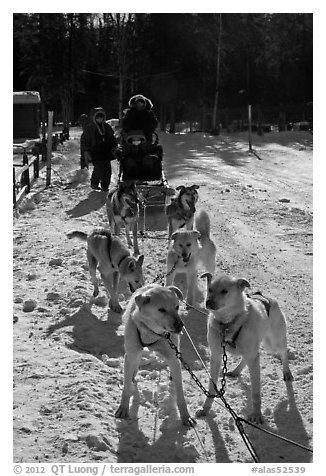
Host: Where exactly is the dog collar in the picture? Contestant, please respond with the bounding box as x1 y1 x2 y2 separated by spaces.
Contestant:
117 254 129 268
135 322 163 348
223 324 243 349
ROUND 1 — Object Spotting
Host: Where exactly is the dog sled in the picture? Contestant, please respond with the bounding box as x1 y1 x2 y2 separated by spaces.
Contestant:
117 131 174 233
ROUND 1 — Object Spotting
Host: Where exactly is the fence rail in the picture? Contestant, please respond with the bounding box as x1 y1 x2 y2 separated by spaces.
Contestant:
13 124 68 209
13 144 43 208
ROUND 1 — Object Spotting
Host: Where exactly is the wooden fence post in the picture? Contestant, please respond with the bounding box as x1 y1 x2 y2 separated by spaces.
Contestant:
46 111 54 186
22 164 30 193
13 167 16 207
248 104 253 151
34 153 39 179
22 147 28 166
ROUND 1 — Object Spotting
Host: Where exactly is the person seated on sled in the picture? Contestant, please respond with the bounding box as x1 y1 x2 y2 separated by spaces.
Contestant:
121 95 163 179
122 94 158 143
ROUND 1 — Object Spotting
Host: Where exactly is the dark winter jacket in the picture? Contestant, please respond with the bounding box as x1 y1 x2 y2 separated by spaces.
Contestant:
81 107 117 162
122 95 158 141
78 114 90 132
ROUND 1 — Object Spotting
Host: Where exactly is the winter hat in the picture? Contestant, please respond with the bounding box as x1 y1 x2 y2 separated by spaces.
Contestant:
90 107 107 135
128 94 153 110
78 114 89 127
90 107 107 123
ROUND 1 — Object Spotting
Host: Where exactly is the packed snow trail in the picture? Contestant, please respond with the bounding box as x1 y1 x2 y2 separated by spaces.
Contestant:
13 130 312 463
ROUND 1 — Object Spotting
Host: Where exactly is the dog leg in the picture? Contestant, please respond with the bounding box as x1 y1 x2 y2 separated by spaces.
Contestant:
100 269 123 314
186 272 197 305
246 353 263 423
114 221 121 237
158 340 194 426
109 217 118 237
196 333 223 417
87 250 99 297
167 219 173 247
202 244 216 275
125 223 133 249
165 261 176 286
265 303 294 382
110 270 123 314
227 358 246 378
279 349 293 382
115 351 142 419
186 215 194 230
132 221 140 256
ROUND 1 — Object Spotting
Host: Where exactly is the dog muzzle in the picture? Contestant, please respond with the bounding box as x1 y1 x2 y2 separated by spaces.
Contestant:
129 282 140 293
171 319 184 334
181 253 191 263
206 299 218 310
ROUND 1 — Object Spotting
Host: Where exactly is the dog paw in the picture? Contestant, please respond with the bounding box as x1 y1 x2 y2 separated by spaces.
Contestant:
226 370 240 379
181 415 196 427
195 408 208 418
247 412 263 424
283 370 294 382
92 288 99 297
109 300 123 314
115 405 129 419
186 301 195 311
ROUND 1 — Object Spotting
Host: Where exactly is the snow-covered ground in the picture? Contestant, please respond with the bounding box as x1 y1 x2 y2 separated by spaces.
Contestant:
12 129 313 466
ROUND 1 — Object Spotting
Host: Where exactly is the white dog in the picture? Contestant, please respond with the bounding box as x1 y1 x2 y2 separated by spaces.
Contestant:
196 274 293 423
115 283 195 426
166 209 216 305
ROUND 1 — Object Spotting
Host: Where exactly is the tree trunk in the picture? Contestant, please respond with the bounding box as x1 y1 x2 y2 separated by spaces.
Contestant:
160 103 166 132
169 103 175 133
211 14 222 135
118 72 124 122
257 104 264 136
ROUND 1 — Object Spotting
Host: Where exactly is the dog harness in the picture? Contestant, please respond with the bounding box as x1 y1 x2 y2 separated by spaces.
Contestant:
135 324 162 348
116 254 130 268
167 198 196 221
249 291 271 316
112 192 138 223
106 235 129 270
224 325 243 349
223 292 271 348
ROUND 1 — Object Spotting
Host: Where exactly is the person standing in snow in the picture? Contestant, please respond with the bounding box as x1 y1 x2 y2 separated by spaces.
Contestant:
81 107 118 191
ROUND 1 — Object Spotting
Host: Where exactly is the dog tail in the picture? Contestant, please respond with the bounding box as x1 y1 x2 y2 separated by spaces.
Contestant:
195 209 211 239
67 230 88 241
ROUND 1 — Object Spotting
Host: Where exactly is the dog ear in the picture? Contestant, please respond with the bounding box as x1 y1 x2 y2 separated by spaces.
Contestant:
201 272 212 284
191 184 200 189
137 254 144 266
192 230 201 240
164 187 176 196
237 278 250 290
128 260 136 272
176 185 185 191
167 285 184 301
171 231 179 240
135 294 151 308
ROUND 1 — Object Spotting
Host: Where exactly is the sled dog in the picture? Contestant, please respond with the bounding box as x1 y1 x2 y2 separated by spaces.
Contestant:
197 274 293 423
115 283 194 426
166 209 216 305
106 181 140 255
67 228 144 313
165 184 199 241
